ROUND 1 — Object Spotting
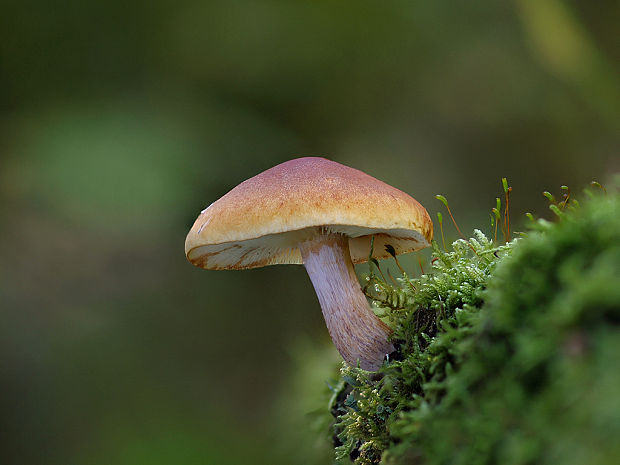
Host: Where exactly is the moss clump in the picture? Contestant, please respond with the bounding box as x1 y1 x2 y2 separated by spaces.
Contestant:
329 188 620 464
388 190 620 465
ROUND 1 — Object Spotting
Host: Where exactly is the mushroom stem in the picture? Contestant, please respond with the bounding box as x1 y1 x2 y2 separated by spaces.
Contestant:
299 233 394 371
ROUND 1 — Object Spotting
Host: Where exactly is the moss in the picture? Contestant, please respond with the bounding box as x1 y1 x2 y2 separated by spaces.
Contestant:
324 186 620 464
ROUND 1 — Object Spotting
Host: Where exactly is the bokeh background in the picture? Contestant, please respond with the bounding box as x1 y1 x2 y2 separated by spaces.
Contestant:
1 1 618 464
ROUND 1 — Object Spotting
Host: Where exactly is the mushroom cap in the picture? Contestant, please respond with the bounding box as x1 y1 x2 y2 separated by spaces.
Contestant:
185 157 433 270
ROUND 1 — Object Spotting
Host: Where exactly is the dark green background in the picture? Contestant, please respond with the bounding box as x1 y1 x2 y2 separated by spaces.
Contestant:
1 1 618 464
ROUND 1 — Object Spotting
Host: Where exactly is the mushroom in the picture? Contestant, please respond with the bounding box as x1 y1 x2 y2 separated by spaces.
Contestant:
185 157 433 370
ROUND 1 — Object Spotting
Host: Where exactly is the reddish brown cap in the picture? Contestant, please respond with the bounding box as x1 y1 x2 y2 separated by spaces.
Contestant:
185 157 433 269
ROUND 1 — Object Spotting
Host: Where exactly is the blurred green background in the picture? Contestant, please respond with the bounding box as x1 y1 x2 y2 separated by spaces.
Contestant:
1 1 618 464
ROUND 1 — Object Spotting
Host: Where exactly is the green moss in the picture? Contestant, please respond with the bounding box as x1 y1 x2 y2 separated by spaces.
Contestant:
326 187 620 464
390 190 620 465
